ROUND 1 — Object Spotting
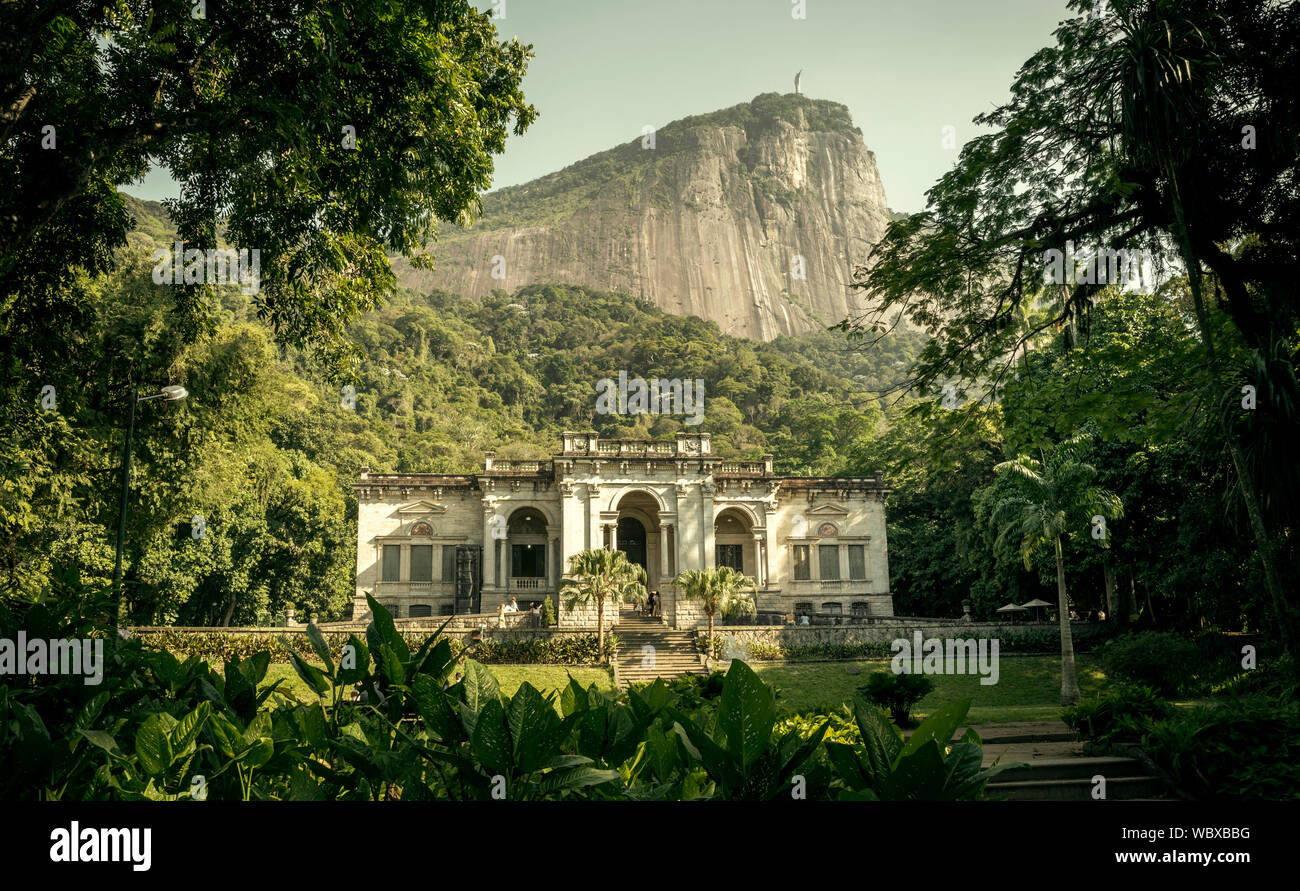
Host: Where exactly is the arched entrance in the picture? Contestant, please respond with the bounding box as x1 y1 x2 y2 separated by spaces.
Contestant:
506 507 549 598
715 507 757 584
617 517 647 572
611 491 663 590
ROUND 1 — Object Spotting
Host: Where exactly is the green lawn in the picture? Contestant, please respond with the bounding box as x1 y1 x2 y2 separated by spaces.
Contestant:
234 655 1106 725
744 655 1110 724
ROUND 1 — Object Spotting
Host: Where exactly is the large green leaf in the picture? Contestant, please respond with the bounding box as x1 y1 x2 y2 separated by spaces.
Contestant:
411 675 463 745
901 698 970 757
207 713 246 759
286 649 329 697
718 659 775 770
507 683 557 773
883 741 949 800
470 698 513 777
169 702 211 753
241 737 275 768
336 634 370 685
73 692 110 733
560 676 590 717
134 714 175 777
460 659 500 713
535 765 621 797
77 729 124 760
305 622 334 676
365 593 409 663
852 695 903 778
825 741 870 791
377 642 405 686
669 711 743 792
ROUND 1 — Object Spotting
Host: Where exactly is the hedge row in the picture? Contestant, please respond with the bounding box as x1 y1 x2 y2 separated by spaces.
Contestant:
701 626 1119 662
135 629 608 666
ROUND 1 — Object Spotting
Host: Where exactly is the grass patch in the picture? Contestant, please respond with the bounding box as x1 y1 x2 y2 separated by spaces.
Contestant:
747 655 1110 724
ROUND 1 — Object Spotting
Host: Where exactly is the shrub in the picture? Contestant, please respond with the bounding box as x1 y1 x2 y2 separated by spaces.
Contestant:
1214 652 1299 701
1143 697 1300 800
542 596 557 627
857 672 934 727
1097 631 1200 697
1062 685 1174 749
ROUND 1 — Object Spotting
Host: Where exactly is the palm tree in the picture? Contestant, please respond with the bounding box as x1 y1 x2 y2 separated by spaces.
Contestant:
990 432 1123 706
561 548 647 661
673 566 756 664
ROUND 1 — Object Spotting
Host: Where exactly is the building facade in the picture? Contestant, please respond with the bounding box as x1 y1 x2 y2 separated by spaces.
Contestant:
354 432 893 628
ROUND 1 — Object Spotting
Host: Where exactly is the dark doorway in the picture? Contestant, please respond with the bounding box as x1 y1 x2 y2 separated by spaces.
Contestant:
716 544 744 572
455 545 482 613
617 517 647 572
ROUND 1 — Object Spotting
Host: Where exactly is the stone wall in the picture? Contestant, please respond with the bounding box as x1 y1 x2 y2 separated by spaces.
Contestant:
709 621 1113 656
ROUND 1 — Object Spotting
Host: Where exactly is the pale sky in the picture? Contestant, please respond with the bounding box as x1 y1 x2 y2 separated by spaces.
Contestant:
127 0 1075 213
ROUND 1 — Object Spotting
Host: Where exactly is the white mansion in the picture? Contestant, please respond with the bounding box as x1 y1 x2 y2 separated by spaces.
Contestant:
354 432 894 628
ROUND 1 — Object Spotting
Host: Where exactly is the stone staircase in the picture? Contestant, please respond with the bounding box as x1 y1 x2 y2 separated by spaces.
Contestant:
614 611 709 688
974 723 1166 801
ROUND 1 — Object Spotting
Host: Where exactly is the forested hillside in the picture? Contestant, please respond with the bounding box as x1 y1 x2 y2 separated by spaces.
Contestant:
1 196 922 626
4 192 1281 635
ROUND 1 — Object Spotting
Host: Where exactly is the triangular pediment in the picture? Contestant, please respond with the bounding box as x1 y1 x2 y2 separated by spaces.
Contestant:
807 503 850 516
396 501 447 514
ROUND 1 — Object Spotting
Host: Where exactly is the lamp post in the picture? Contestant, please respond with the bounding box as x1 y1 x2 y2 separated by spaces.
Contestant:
112 384 187 626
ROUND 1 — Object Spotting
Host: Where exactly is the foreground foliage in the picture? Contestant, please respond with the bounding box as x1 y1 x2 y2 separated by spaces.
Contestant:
2 577 1003 801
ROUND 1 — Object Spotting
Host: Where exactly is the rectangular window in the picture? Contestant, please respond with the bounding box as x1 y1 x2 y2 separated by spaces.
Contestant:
410 545 433 582
819 545 840 580
381 545 401 582
511 543 546 578
848 545 866 580
792 545 810 580
716 544 744 572
441 545 457 582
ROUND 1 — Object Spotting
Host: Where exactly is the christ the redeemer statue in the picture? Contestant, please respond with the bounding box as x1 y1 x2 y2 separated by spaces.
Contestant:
794 70 802 95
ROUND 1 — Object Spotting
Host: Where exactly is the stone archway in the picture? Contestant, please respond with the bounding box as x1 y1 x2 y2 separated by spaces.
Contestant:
612 491 663 591
505 506 550 600
714 507 758 585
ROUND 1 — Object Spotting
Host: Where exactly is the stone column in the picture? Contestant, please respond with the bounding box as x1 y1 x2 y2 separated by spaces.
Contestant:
482 504 497 590
701 483 716 570
754 533 766 587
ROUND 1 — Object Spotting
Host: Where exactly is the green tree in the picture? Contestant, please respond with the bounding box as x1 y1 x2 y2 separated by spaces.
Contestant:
1 0 536 379
673 566 756 653
844 0 1300 650
561 549 647 659
989 432 1123 705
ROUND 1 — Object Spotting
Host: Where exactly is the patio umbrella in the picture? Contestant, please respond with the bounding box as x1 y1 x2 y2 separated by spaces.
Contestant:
996 602 1028 624
1020 598 1053 622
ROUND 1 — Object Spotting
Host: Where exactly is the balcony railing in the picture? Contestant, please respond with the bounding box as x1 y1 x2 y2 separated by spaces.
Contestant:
511 577 545 590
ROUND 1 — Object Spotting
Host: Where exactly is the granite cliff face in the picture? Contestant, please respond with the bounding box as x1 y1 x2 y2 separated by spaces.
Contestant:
396 93 894 340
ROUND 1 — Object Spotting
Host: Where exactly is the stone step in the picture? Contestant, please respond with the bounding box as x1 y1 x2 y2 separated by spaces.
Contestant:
618 658 705 666
986 775 1165 801
993 757 1149 783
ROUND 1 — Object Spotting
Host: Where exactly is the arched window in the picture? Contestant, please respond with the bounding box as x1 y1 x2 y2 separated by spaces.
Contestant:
508 511 547 535
822 602 843 615
851 602 871 617
408 604 433 618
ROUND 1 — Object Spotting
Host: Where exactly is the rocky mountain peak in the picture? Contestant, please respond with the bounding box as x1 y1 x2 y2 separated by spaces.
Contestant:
396 93 893 340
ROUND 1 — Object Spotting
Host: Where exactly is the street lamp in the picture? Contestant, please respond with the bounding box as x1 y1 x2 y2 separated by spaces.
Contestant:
112 384 188 626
